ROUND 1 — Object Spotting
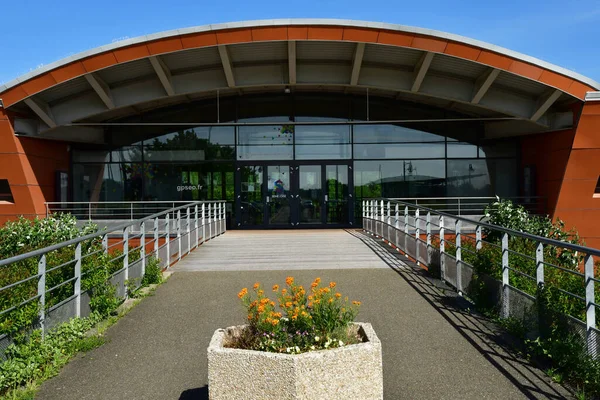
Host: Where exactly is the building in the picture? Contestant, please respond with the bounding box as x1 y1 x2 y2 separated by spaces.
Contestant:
0 20 599 245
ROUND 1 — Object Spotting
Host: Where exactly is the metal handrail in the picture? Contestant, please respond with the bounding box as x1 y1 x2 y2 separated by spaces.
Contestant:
362 197 599 358
5 201 224 267
0 200 227 340
369 198 600 257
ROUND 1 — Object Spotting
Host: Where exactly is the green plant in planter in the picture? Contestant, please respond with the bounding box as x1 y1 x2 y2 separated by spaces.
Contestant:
233 277 362 354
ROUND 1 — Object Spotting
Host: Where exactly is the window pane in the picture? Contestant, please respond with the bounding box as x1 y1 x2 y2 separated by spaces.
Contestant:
237 125 294 145
479 142 517 158
447 143 478 158
353 143 445 159
353 125 444 143
111 147 142 162
295 125 350 144
295 144 351 160
354 160 446 198
73 151 110 163
446 160 490 197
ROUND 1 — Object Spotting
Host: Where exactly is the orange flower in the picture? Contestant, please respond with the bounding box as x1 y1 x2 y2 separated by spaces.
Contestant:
335 292 342 299
291 315 297 321
352 301 361 306
314 277 321 284
270 301 276 307
286 276 294 286
329 298 334 303
308 295 313 300
323 287 330 293
308 302 313 308
329 282 336 289
258 305 265 313
253 282 260 290
238 288 248 298
281 288 287 294
272 319 279 326
311 282 318 288
258 289 264 296
285 301 292 308
247 314 253 320
272 284 279 292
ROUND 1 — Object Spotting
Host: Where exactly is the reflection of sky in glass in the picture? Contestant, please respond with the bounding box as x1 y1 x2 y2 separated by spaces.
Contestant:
149 126 234 145
354 160 446 186
295 125 350 144
354 125 444 143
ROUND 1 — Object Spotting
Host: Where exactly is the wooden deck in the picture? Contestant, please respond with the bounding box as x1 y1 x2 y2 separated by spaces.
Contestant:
173 229 392 271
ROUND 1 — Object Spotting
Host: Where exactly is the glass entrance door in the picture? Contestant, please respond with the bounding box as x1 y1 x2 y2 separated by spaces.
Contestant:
236 162 352 228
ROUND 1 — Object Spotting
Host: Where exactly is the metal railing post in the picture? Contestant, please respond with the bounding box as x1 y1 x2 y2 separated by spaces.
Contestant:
208 204 212 240
362 200 366 219
394 203 399 248
154 217 159 257
536 243 544 288
457 198 461 216
455 220 462 294
439 216 445 281
37 254 46 336
415 208 420 265
141 221 146 278
476 225 482 250
74 243 81 317
585 254 597 357
177 210 182 261
426 212 431 265
102 234 108 255
123 227 129 294
501 233 510 319
201 203 206 244
130 203 134 221
187 207 191 255
194 205 199 248
404 206 409 258
386 201 391 225
219 203 224 235
89 203 92 221
380 200 384 222
165 214 171 268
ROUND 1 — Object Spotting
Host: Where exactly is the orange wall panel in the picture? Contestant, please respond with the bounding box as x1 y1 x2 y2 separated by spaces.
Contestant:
477 50 512 70
572 116 600 148
568 81 594 100
287 26 308 40
216 29 253 44
50 62 87 84
377 30 413 47
564 149 600 180
538 70 574 93
181 32 218 49
1 86 29 108
146 37 184 55
20 73 57 97
251 27 288 42
113 44 151 63
508 60 543 80
342 27 379 43
307 26 344 41
444 42 481 61
411 36 447 53
82 52 118 73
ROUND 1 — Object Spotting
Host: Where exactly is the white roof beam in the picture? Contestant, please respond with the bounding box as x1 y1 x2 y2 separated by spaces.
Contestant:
531 89 562 122
471 68 500 104
84 73 114 109
288 41 297 85
218 45 236 88
350 42 366 86
149 56 175 96
411 52 434 93
23 97 56 129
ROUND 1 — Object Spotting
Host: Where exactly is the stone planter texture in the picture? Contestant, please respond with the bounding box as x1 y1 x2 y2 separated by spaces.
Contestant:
207 322 383 400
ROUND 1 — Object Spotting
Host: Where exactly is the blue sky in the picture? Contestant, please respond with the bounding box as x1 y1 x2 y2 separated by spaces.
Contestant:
1 0 599 85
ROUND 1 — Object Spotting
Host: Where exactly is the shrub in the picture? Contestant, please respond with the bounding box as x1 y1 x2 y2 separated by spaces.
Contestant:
232 277 362 354
141 257 162 286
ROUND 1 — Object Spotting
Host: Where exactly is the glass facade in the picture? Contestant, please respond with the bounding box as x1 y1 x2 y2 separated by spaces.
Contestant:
71 93 520 227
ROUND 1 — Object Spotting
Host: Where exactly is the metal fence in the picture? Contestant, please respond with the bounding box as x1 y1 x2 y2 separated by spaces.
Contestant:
45 201 209 221
362 198 600 358
391 196 546 216
0 200 226 356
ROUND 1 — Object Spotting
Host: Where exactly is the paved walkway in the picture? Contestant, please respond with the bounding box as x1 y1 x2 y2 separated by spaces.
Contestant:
36 230 572 400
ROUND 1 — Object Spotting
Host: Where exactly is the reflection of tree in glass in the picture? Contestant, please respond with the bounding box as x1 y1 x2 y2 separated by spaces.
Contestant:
147 130 235 160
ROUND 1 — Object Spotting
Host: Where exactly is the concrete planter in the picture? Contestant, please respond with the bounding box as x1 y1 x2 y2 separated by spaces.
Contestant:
207 322 383 400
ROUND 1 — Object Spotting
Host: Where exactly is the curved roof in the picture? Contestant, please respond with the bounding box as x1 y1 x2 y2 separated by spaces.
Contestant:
1 19 597 138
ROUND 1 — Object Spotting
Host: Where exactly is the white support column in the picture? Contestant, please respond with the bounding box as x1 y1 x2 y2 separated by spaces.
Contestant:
218 45 236 88
411 52 434 93
476 225 482 250
288 41 296 85
426 212 431 265
404 206 409 258
585 254 597 357
501 233 510 319
380 200 384 222
536 243 544 289
455 220 462 294
38 254 46 336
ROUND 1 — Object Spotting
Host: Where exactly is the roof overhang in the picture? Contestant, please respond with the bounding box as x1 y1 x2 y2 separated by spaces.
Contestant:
1 19 597 142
